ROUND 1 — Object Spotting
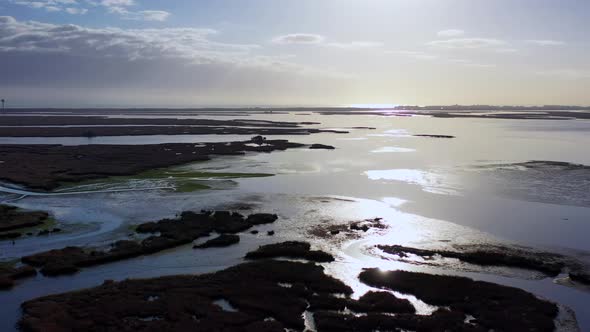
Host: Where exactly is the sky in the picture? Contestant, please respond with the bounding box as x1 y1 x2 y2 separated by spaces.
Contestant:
1 0 589 107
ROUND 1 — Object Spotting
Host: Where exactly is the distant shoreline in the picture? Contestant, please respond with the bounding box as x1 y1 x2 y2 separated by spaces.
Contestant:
1 105 590 112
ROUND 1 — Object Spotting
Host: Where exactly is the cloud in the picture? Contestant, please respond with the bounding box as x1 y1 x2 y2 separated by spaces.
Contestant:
464 63 496 68
495 48 518 53
97 0 171 21
389 50 438 60
100 0 134 6
10 0 170 21
120 10 170 21
11 0 82 13
326 41 383 49
427 38 506 49
437 29 465 37
65 7 88 14
0 16 257 60
273 33 383 50
0 15 349 100
272 33 325 45
443 58 495 68
526 39 565 46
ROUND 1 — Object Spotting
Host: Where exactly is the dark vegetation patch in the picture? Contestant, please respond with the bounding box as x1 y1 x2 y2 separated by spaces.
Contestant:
377 244 590 285
569 270 590 285
0 262 36 290
314 309 476 332
0 138 313 190
194 234 240 249
309 291 415 314
0 116 307 128
0 205 49 233
0 231 22 240
492 160 590 171
20 211 278 277
18 258 559 332
309 144 336 150
0 126 346 138
19 260 352 332
378 244 564 276
245 241 334 262
413 134 455 138
359 268 558 332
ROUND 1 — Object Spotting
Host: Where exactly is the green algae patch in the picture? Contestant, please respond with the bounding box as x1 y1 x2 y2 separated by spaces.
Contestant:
174 182 212 193
0 205 57 240
0 217 59 241
0 259 19 270
132 169 274 180
55 167 274 194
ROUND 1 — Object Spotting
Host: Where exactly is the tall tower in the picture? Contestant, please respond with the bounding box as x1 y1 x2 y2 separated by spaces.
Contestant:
1 99 4 110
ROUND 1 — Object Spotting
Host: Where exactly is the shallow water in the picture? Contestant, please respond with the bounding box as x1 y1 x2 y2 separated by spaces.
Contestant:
1 111 590 331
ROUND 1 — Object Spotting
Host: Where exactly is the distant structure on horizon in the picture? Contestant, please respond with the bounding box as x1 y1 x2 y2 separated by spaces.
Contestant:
1 99 4 110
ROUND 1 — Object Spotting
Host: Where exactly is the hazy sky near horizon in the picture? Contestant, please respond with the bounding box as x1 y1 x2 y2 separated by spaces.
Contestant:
1 0 589 107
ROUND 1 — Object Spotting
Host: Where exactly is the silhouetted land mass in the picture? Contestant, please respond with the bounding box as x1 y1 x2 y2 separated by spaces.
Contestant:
20 211 278 278
0 116 307 127
245 241 335 262
357 268 557 332
194 234 240 249
378 244 590 286
0 138 332 190
0 264 36 290
413 134 455 138
4 105 589 112
378 245 564 276
0 126 345 137
18 248 559 332
3 107 590 121
389 105 590 111
0 115 348 137
318 108 590 120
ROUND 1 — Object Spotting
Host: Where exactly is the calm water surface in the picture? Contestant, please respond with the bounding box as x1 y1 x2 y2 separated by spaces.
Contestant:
1 112 589 331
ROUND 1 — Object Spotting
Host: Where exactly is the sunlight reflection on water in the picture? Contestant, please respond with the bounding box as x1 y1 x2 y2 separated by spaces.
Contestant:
370 146 415 153
364 169 459 195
